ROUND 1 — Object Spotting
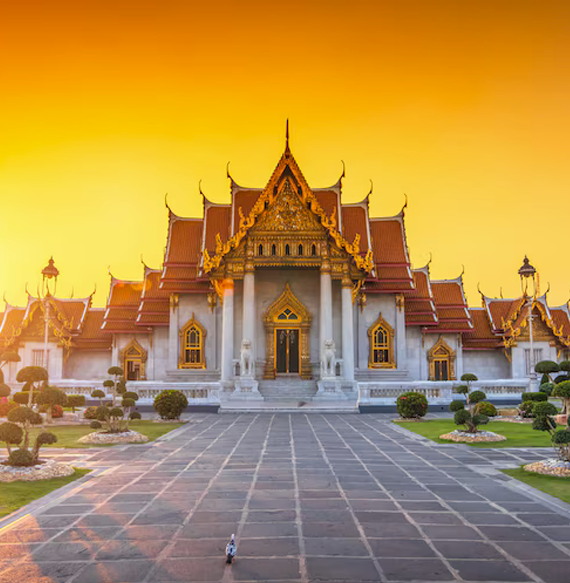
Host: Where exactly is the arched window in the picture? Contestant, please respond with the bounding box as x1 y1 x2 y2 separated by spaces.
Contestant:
368 314 395 368
311 244 317 256
258 244 263 256
285 244 290 256
298 244 303 256
120 339 147 381
271 244 277 256
428 337 456 380
179 314 207 369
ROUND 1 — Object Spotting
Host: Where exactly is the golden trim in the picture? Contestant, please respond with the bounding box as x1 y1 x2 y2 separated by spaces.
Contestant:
178 312 207 369
367 313 395 369
427 336 456 381
120 338 147 380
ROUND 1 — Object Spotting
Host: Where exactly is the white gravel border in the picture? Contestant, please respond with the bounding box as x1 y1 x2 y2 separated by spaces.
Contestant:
524 458 570 477
78 430 149 445
0 459 75 483
439 429 507 443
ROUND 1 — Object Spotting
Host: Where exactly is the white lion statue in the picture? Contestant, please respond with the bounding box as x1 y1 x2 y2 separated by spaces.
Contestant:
240 338 254 378
321 339 336 378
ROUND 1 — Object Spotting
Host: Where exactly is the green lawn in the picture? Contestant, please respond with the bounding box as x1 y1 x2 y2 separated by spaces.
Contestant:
23 420 185 448
502 467 570 505
0 468 91 519
394 419 560 448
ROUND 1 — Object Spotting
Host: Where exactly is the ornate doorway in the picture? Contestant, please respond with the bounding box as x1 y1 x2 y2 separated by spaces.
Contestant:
275 329 300 373
263 284 312 379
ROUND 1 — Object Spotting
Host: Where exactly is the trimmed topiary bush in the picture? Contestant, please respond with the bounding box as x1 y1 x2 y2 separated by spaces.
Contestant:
519 402 535 418
129 411 141 420
67 394 85 413
0 421 23 457
90 420 102 429
540 382 556 397
83 406 99 419
396 392 428 419
531 400 570 462
475 401 497 417
0 383 10 399
449 400 465 412
154 389 188 420
469 390 486 405
0 401 18 418
36 386 67 423
51 404 64 418
91 389 105 405
522 392 548 402
553 381 570 415
13 391 39 405
8 448 35 467
15 366 48 407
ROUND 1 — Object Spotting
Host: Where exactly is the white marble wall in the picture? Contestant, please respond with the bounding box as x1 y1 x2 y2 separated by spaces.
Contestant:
64 350 111 380
463 350 511 379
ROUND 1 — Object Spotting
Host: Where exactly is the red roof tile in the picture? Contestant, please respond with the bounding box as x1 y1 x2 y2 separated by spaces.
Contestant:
204 205 231 255
137 268 170 327
102 278 145 333
74 309 112 350
463 308 501 349
427 278 473 333
233 190 262 234
314 190 339 220
341 206 369 252
406 268 437 326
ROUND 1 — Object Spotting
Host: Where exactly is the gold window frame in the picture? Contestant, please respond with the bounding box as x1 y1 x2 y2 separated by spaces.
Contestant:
179 313 207 369
120 338 147 381
368 313 395 368
427 336 456 380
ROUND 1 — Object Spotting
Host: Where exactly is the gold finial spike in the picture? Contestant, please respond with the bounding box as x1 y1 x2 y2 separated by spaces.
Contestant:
285 119 290 151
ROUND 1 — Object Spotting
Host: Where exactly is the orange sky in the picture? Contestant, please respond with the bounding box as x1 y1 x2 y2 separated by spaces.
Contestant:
1 0 569 308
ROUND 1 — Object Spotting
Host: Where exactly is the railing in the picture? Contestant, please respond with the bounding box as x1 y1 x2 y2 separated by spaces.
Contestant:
358 379 530 405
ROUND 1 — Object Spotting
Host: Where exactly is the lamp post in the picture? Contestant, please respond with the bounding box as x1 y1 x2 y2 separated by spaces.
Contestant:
41 258 59 373
518 256 537 384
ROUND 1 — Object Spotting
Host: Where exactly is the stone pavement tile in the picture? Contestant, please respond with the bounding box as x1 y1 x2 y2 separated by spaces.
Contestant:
254 481 295 490
32 541 101 561
304 537 369 557
299 490 342 499
231 558 301 580
354 511 408 523
0 528 60 544
421 525 483 540
177 522 240 539
246 510 297 523
32 515 78 528
63 493 109 504
344 499 397 511
498 541 570 560
426 485 484 501
96 539 168 560
248 498 296 510
155 558 226 582
0 561 85 583
168 538 227 557
41 504 95 515
450 560 532 582
76 514 134 528
398 501 448 512
461 512 519 525
202 491 248 500
301 509 352 522
361 522 422 539
479 525 547 542
433 540 504 559
241 522 298 538
378 557 455 581
537 527 570 542
447 501 499 512
303 521 360 538
130 510 187 526
407 512 464 525
116 525 179 541
197 498 248 511
524 560 570 583
107 493 156 504
499 501 557 513
342 490 389 500
387 489 438 500
95 502 146 515
190 511 242 523
520 513 570 526
238 537 300 557
367 538 436 558
306 557 378 581
0 543 40 560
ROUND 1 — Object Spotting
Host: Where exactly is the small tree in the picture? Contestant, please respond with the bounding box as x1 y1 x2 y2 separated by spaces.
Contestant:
4 405 56 465
121 391 139 428
154 390 188 420
107 366 124 405
535 360 560 385
36 386 67 424
451 373 489 433
396 392 428 419
91 389 105 406
553 380 570 416
532 401 570 462
16 366 48 407
67 394 86 413
0 422 23 457
0 350 20 373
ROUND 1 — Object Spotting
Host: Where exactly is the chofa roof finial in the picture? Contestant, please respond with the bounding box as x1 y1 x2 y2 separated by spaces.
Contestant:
285 119 290 152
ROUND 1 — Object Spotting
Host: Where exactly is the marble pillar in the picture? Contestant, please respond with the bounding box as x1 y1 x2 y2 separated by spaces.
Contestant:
242 269 255 358
221 279 235 381
320 262 333 360
341 279 354 381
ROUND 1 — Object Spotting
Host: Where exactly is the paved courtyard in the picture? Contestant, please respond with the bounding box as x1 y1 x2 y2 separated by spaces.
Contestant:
1 414 570 583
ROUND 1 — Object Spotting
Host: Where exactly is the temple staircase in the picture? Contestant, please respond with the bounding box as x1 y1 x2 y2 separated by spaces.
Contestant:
258 379 318 402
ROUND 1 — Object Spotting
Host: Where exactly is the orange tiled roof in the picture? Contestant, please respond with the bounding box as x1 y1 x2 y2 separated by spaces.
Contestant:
405 267 437 326
313 190 339 220
427 277 473 333
137 267 170 327
232 189 262 234
0 305 25 345
74 309 112 350
463 308 501 349
204 204 231 255
551 305 570 340
341 205 370 252
484 297 526 332
102 277 145 333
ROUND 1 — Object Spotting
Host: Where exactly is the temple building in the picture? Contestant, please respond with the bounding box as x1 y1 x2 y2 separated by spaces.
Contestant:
1 134 570 404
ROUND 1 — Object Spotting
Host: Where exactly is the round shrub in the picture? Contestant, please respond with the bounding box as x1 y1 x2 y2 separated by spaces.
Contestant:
469 390 487 404
90 420 102 429
554 375 570 384
83 406 99 419
454 409 471 426
540 382 556 396
108 366 124 376
449 400 465 412
461 373 478 382
535 360 560 375
456 385 469 395
95 405 110 421
13 391 38 405
0 401 18 418
8 448 35 467
553 381 570 399
532 416 556 432
0 383 10 398
103 379 114 389
91 389 105 400
472 413 489 427
109 407 124 418
121 398 135 408
8 406 42 426
396 392 428 419
522 392 548 402
551 429 570 445
129 411 142 420
0 422 23 446
123 391 139 401
475 401 497 417
533 401 558 417
35 431 57 447
518 402 535 418
51 404 64 418
154 389 188 420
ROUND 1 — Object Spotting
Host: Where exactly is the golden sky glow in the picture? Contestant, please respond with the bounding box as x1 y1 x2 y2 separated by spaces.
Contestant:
1 1 570 307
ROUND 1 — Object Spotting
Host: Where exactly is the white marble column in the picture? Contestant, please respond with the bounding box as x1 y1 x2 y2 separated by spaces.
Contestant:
242 269 255 354
167 295 178 370
221 279 235 382
320 262 333 359
341 279 354 381
395 293 407 371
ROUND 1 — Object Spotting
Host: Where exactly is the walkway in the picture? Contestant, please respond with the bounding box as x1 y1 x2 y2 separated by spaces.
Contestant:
1 414 569 582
